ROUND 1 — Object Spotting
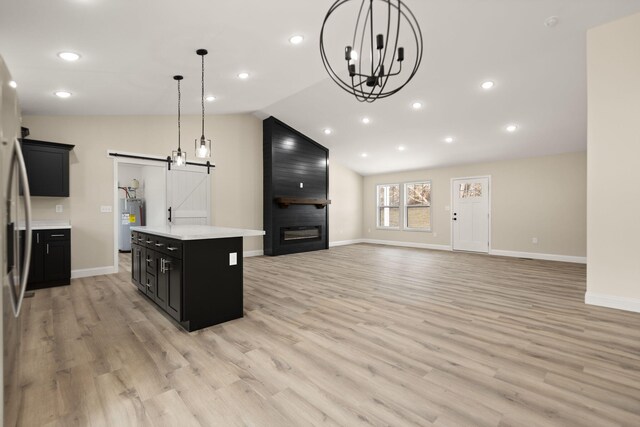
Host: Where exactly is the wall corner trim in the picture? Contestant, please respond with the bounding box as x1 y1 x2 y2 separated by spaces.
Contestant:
71 266 117 279
489 249 586 264
243 250 264 258
585 292 640 314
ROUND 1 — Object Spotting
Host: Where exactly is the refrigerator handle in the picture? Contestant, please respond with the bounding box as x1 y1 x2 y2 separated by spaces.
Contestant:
13 138 31 317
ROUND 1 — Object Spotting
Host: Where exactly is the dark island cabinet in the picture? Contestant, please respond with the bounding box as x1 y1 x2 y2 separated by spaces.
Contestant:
131 231 184 324
21 139 74 197
130 230 243 331
21 228 71 290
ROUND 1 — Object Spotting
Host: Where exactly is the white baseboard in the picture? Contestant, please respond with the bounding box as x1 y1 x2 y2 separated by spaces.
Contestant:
71 266 117 279
243 250 264 258
362 239 452 252
329 239 364 247
585 292 640 313
490 249 586 264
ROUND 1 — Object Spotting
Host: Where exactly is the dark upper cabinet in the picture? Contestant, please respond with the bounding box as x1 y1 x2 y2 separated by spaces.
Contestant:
21 139 74 197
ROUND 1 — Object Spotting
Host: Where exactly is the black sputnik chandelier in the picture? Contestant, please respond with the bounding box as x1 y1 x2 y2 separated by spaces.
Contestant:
320 0 423 103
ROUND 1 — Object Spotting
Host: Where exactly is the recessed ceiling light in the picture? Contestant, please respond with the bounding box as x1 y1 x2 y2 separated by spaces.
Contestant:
412 101 423 110
237 72 249 79
8 80 17 89
361 153 368 158
206 95 216 102
58 52 81 62
445 137 454 143
289 35 304 45
481 81 494 90
362 117 370 124
323 128 332 135
397 146 406 151
55 91 72 98
506 124 518 133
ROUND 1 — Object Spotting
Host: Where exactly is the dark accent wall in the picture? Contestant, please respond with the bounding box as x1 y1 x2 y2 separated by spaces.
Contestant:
263 117 329 256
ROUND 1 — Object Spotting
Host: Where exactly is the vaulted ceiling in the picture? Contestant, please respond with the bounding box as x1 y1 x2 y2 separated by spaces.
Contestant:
2 0 639 174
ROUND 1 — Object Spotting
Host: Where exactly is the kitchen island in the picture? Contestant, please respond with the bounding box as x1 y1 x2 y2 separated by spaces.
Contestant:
130 225 264 331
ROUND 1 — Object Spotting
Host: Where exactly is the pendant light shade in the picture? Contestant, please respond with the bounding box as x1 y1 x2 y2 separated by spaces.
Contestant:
172 75 187 167
195 49 212 159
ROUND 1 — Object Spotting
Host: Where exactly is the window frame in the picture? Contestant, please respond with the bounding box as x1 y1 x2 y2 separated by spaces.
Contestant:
376 183 401 230
403 181 432 232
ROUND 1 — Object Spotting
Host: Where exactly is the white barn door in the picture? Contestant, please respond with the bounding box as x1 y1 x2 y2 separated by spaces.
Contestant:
167 165 210 225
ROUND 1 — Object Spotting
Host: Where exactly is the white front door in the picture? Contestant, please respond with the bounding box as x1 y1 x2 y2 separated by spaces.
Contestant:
167 165 211 225
452 177 490 253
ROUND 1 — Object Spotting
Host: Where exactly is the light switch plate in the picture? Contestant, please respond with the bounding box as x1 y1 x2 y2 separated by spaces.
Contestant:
55 205 63 213
100 205 112 213
229 252 237 266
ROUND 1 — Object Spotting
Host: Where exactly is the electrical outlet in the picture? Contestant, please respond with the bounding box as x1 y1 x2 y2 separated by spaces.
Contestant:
229 252 237 266
100 205 112 213
532 237 538 244
55 205 63 213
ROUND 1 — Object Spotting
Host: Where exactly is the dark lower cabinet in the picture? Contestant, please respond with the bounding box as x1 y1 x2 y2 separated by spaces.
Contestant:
131 243 145 293
131 230 241 332
21 228 71 290
165 255 182 321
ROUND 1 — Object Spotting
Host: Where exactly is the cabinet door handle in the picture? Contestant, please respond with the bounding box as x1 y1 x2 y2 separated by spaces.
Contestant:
50 234 65 237
46 243 49 254
138 238 144 242
167 247 177 252
155 243 164 247
146 280 151 289
37 233 40 244
160 258 165 273
146 257 151 264
146 240 153 244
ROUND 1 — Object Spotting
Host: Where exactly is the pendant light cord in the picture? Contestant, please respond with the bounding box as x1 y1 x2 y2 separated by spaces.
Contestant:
201 54 205 139
177 78 182 150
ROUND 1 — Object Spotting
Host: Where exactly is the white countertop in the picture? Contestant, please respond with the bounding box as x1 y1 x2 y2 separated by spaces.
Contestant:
18 220 72 230
131 225 265 241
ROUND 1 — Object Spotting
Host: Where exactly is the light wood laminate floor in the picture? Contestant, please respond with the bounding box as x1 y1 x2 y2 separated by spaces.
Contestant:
12 244 640 426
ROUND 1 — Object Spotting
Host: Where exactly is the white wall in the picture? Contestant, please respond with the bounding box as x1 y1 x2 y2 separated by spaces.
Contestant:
329 160 363 244
363 151 587 260
117 163 145 199
23 114 264 273
586 12 640 312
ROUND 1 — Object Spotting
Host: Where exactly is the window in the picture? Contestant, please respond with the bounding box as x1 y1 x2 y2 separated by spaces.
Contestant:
377 184 400 228
404 182 431 230
459 182 482 198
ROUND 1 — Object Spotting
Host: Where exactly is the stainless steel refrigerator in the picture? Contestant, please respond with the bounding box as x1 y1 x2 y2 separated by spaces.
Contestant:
1 55 32 425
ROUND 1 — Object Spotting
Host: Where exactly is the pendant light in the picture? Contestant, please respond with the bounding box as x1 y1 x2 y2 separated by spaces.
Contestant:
195 49 212 158
319 0 423 103
172 75 187 167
